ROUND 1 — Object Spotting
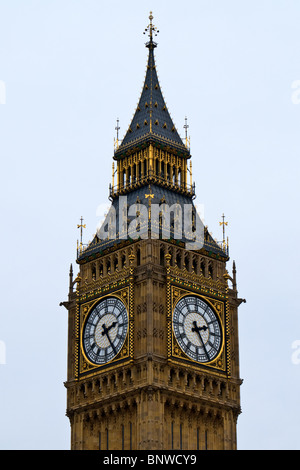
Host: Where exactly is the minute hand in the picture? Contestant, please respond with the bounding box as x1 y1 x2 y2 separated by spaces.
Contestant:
192 320 210 361
101 322 117 354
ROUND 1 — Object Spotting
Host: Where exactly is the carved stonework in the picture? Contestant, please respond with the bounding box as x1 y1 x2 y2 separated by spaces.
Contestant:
63 14 244 451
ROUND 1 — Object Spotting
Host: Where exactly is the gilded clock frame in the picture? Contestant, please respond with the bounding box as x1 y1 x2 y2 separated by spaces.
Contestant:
168 285 230 374
76 285 134 377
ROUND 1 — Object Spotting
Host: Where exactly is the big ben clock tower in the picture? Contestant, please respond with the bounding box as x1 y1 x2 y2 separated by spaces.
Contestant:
61 13 245 451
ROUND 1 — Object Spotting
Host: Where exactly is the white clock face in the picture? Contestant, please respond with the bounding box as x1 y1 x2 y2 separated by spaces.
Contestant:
173 295 222 363
82 296 128 365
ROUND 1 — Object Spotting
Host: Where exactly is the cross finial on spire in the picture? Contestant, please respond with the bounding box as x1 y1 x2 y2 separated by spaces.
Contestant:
143 11 159 48
77 216 86 249
115 118 120 140
184 116 190 149
145 184 154 221
114 118 120 150
219 213 228 249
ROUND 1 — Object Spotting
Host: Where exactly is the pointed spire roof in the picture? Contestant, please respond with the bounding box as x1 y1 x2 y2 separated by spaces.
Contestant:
114 13 189 158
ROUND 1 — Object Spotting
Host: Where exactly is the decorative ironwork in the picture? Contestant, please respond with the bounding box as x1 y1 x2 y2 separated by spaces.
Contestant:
109 168 195 199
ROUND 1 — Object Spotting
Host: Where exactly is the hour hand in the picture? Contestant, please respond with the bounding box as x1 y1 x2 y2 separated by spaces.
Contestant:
192 320 208 333
107 321 117 333
101 321 117 336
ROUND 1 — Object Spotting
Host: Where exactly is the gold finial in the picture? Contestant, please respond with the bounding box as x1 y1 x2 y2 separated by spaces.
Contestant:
114 118 120 150
143 11 159 47
145 184 154 221
149 12 153 27
77 216 86 250
148 11 154 42
219 213 228 250
184 116 190 149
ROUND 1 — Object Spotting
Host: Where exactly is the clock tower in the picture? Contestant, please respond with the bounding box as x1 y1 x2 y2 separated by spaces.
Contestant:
61 13 245 451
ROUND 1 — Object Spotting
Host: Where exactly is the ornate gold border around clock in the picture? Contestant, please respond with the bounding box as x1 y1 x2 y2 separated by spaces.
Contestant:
167 284 229 375
78 271 131 303
169 265 228 301
75 285 134 378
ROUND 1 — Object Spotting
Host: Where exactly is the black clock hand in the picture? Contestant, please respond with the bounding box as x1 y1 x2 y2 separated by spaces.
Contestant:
108 321 117 332
192 320 208 333
101 322 117 354
192 320 210 361
102 321 117 334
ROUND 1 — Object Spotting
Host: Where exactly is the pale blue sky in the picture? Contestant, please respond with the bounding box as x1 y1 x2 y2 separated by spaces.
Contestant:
0 0 299 450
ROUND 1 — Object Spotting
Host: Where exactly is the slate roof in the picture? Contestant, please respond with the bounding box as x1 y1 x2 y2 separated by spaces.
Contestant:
77 29 228 263
114 42 189 158
77 184 227 262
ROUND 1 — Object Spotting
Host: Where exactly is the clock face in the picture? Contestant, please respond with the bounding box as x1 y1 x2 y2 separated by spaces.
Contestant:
173 295 222 363
82 296 128 365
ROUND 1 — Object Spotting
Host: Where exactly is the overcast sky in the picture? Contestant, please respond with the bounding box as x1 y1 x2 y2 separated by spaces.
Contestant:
0 0 299 450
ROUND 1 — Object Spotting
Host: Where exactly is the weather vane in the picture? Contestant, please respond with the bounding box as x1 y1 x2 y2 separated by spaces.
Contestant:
143 11 159 46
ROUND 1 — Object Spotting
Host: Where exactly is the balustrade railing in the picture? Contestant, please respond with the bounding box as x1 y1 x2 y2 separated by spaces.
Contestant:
109 169 195 198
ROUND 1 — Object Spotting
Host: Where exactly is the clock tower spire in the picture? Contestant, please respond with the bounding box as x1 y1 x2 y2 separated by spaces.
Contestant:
62 12 245 451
